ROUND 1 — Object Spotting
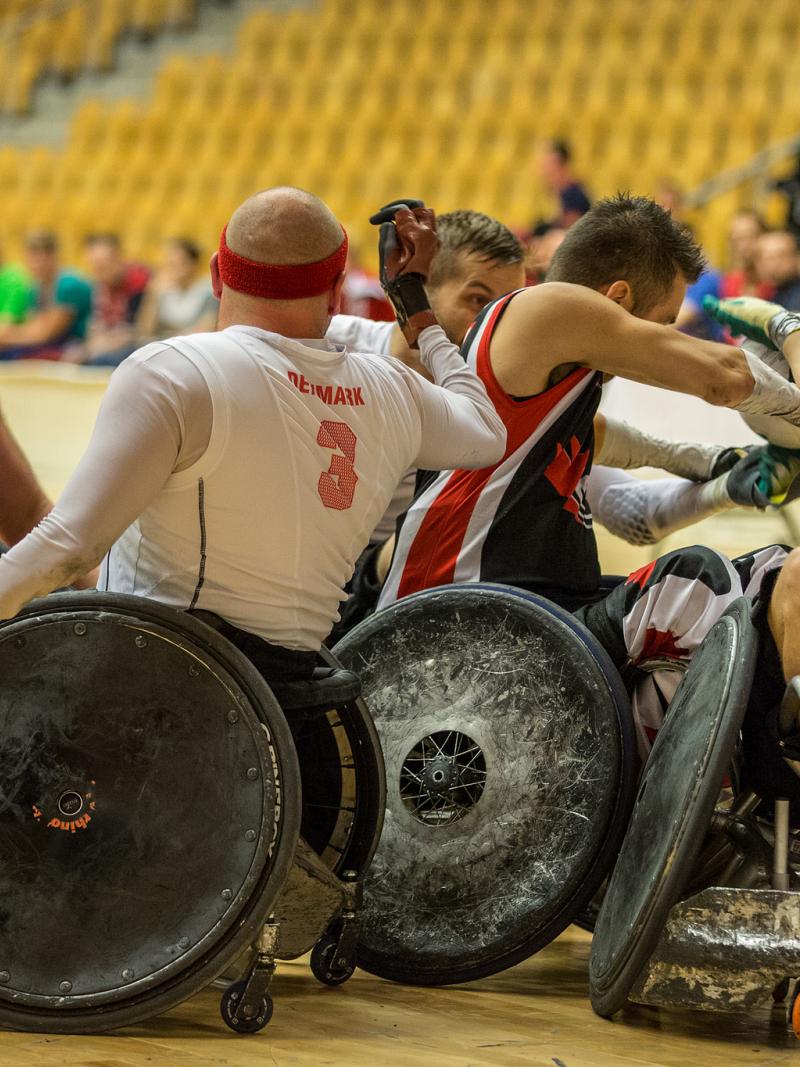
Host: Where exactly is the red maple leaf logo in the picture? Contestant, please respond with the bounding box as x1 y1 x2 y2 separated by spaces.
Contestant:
626 560 657 589
637 626 689 665
544 435 590 520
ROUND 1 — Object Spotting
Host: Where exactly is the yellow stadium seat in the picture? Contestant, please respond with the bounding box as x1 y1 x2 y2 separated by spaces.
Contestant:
0 0 794 268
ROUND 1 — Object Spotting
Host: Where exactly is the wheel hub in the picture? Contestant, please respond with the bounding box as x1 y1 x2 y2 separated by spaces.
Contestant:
400 731 487 826
421 757 456 797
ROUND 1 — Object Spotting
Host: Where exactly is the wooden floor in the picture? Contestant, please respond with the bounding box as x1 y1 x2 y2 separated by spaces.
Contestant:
3 928 798 1067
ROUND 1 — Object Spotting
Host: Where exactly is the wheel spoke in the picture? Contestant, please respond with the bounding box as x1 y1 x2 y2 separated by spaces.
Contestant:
400 730 487 825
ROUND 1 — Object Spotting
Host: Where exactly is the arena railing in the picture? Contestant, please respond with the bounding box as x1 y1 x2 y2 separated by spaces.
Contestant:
685 132 800 210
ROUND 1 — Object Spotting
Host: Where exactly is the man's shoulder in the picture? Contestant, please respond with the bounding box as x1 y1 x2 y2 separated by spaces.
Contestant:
0 264 28 285
56 271 92 301
327 313 394 354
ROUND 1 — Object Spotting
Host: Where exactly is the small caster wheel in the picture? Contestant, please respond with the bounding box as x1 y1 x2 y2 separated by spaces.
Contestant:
220 980 273 1034
310 935 356 986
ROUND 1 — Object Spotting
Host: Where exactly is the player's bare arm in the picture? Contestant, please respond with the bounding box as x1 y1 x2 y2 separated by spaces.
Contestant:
489 281 753 404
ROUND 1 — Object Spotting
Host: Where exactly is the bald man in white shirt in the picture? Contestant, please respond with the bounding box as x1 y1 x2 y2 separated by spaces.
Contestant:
0 189 505 684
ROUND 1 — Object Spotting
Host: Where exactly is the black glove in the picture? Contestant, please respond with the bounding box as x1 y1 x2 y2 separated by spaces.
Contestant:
368 199 427 226
709 445 755 478
370 200 438 341
723 443 800 508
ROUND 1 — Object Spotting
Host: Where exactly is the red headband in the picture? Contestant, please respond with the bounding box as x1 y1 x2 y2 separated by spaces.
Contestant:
217 225 348 299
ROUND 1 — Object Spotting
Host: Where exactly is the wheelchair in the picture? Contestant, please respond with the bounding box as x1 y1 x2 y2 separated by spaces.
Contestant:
335 581 800 1035
589 596 800 1035
0 591 384 1035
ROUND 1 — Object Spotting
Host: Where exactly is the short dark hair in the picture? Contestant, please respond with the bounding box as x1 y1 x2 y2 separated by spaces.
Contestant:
84 232 121 250
549 138 571 164
25 229 58 254
546 194 705 314
168 236 201 263
428 210 524 289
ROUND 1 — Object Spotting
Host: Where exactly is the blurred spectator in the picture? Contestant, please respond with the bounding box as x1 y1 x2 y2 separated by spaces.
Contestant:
526 222 566 283
0 230 92 360
773 152 800 239
676 264 725 341
136 238 217 340
654 178 686 220
537 139 591 227
675 222 724 341
0 248 30 325
756 229 800 310
339 240 394 321
720 209 773 299
83 233 150 366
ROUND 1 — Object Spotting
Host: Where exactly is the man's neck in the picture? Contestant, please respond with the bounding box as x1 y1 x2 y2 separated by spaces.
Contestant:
218 294 326 338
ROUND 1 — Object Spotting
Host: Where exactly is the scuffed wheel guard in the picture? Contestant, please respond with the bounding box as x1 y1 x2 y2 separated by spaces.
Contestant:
334 582 637 985
0 592 301 1034
589 598 759 1017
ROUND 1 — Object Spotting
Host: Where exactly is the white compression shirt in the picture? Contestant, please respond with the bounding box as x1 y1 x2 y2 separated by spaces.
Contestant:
0 323 505 649
587 465 734 546
326 313 416 541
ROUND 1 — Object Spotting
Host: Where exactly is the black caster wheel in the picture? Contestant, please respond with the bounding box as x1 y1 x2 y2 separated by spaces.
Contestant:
310 936 356 986
220 980 274 1034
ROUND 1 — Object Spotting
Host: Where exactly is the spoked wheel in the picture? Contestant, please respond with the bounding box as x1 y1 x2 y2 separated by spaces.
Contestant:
0 592 301 1034
399 730 487 826
334 583 638 986
292 647 385 877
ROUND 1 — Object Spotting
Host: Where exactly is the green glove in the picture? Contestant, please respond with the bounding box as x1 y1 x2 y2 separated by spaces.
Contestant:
703 294 800 351
703 295 781 347
725 443 800 508
758 444 800 506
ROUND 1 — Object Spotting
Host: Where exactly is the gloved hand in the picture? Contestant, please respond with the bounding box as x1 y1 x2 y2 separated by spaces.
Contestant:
709 444 755 478
724 442 800 508
703 294 800 351
370 200 439 343
368 199 427 226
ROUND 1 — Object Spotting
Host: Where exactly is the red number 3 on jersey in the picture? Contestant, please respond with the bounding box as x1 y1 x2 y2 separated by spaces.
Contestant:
317 419 358 510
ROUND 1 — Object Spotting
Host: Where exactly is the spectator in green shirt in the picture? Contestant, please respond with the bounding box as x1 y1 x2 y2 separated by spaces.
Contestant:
0 230 93 360
0 261 31 324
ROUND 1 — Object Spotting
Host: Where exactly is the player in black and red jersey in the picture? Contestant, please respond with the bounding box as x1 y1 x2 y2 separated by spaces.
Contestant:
370 197 800 808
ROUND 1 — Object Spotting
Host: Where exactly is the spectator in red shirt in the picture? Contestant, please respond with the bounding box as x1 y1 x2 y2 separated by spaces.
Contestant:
720 209 773 299
756 229 800 310
83 233 150 366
